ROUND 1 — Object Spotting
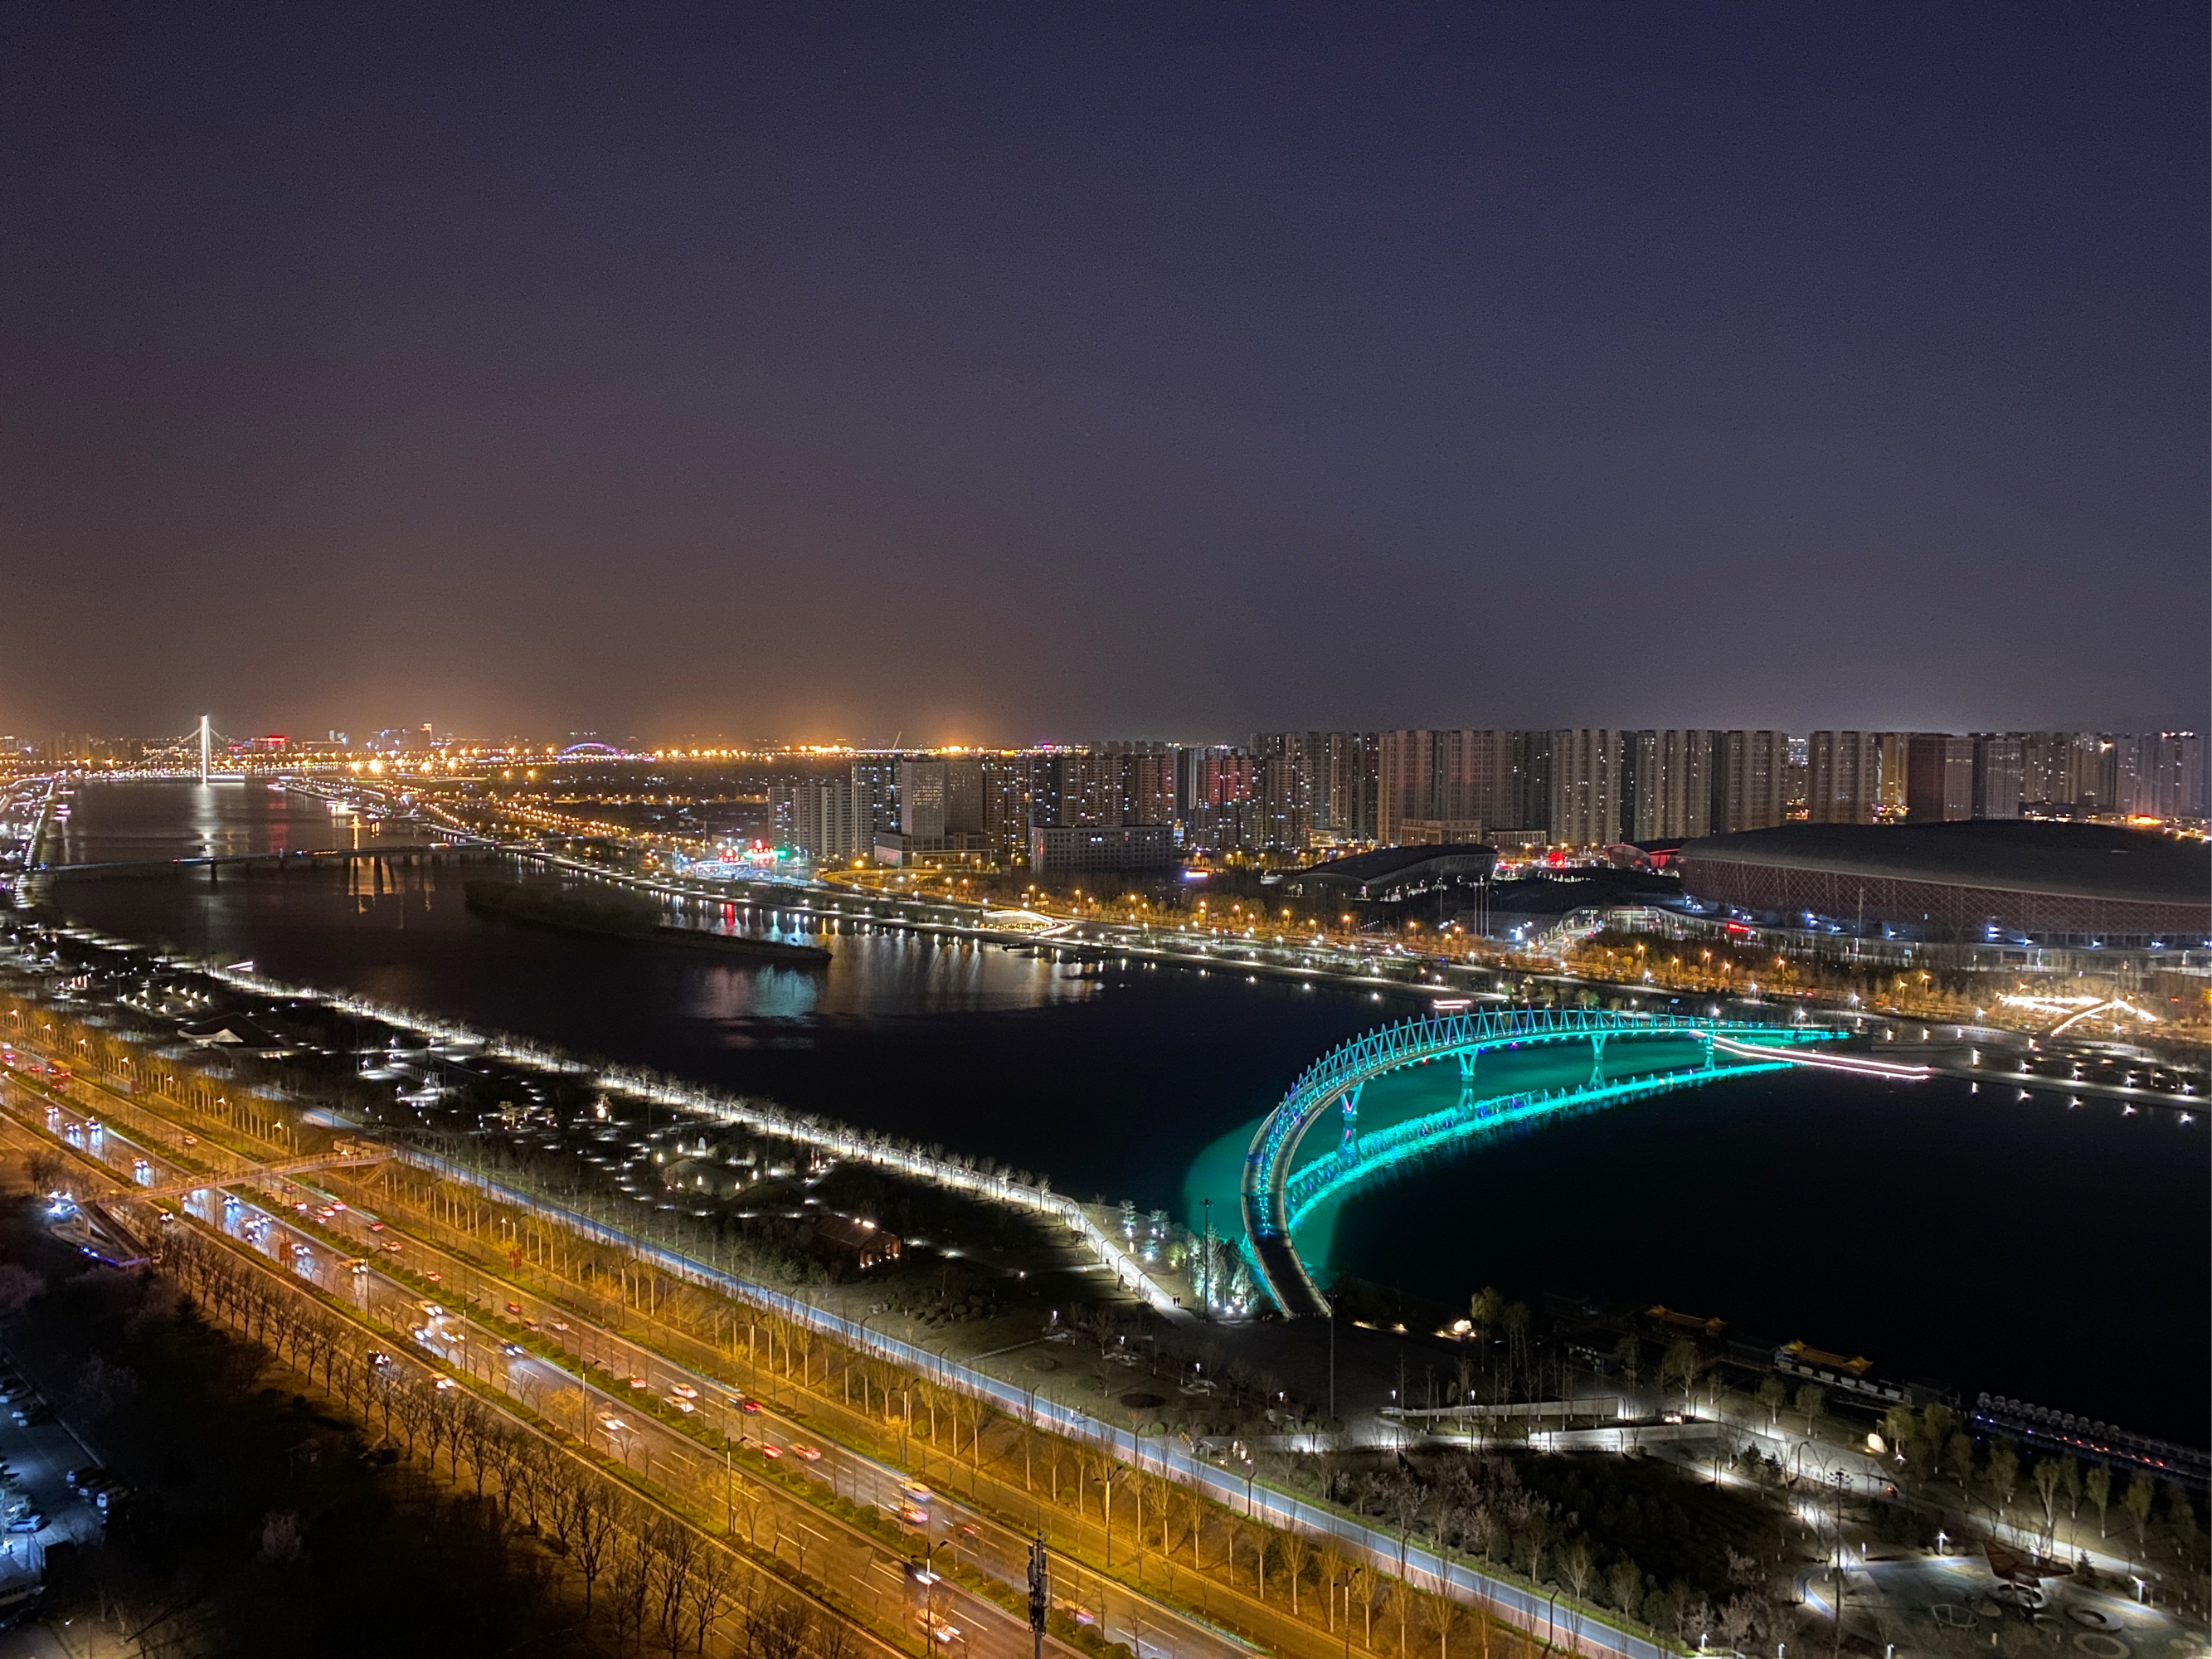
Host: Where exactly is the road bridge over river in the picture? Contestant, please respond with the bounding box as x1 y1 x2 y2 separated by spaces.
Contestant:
1239 1007 1842 1316
31 838 497 882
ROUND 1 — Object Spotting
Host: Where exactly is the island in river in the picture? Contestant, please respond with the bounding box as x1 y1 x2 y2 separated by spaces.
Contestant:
463 877 834 966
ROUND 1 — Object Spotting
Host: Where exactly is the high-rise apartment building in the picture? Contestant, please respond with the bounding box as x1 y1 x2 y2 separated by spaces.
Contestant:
978 753 1035 864
1179 747 1262 854
1906 733 1974 822
1711 731 1789 833
1500 731 1552 839
1548 729 1623 847
1322 732 1379 840
1375 729 1553 844
1625 730 1715 839
1376 730 1432 845
850 755 902 839
1808 732 1883 825
2146 732 2205 820
1784 734 1811 820
2064 733 2117 814
1031 752 1121 829
1876 732 1911 818
2016 732 2066 811
1970 734 2025 820
771 777 861 861
1097 742 1179 828
1249 732 1312 850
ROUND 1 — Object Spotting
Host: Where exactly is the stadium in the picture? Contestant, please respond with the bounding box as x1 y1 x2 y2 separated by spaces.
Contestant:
1675 821 2210 948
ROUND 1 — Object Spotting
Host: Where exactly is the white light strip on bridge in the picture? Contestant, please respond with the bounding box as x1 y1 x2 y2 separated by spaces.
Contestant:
192 960 1192 1318
1709 1035 1931 1081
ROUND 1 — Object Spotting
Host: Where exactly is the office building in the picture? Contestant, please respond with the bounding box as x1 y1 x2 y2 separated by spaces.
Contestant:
897 757 984 838
1028 823 1178 878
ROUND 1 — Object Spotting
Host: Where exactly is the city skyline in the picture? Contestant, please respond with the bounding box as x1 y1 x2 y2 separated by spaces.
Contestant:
2 5 2203 738
22 722 2202 873
0 11 2204 1656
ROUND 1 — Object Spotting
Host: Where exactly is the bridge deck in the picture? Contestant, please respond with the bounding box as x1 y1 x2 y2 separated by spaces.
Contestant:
1249 1233 1328 1317
1239 1010 1840 1316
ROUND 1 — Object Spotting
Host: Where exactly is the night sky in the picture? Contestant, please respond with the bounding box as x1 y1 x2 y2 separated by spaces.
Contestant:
2 5 2203 744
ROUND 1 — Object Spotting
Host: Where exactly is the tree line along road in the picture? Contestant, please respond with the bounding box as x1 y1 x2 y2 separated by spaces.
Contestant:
0 1018 1663 1659
0 1073 1263 1659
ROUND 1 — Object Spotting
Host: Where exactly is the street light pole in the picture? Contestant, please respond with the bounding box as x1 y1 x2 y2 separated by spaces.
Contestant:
1027 1533 1049 1659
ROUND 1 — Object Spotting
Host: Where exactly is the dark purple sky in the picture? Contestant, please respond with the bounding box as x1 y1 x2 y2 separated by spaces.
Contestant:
2 4 2203 746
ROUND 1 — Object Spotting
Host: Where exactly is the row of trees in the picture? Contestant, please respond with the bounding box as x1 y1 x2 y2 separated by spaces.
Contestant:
1876 1402 2201 1581
158 1225 860 1659
59 999 1801 1659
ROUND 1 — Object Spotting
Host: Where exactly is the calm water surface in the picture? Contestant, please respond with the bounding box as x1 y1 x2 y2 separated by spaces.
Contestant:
37 782 2210 1441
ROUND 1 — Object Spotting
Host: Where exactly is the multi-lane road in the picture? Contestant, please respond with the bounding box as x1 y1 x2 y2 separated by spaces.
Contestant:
6 1078 1240 1659
0 1039 1668 1659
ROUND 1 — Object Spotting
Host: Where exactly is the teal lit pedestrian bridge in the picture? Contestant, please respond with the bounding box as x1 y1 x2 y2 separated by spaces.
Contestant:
1239 1007 1843 1316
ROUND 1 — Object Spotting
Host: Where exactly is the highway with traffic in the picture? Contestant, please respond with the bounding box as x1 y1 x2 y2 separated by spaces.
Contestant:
2 1070 1246 1659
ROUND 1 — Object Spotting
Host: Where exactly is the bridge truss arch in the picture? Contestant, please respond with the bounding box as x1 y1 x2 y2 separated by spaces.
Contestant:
1237 1006 1839 1316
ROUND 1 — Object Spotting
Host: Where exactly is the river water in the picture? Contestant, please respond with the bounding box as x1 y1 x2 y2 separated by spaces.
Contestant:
34 781 2210 1442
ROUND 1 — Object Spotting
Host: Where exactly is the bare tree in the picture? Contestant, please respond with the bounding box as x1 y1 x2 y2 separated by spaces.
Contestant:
572 1483 620 1614
683 1545 741 1657
2085 1462 2112 1536
2122 1472 2156 1557
610 1526 655 1653
1278 1526 1315 1617
456 1399 498 1499
649 1517 701 1659
1420 1587 1461 1659
1561 1539 1595 1605
740 1589 814 1659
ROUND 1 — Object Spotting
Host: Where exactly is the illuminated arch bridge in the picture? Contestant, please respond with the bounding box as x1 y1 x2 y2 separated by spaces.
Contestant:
1237 1007 1841 1317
